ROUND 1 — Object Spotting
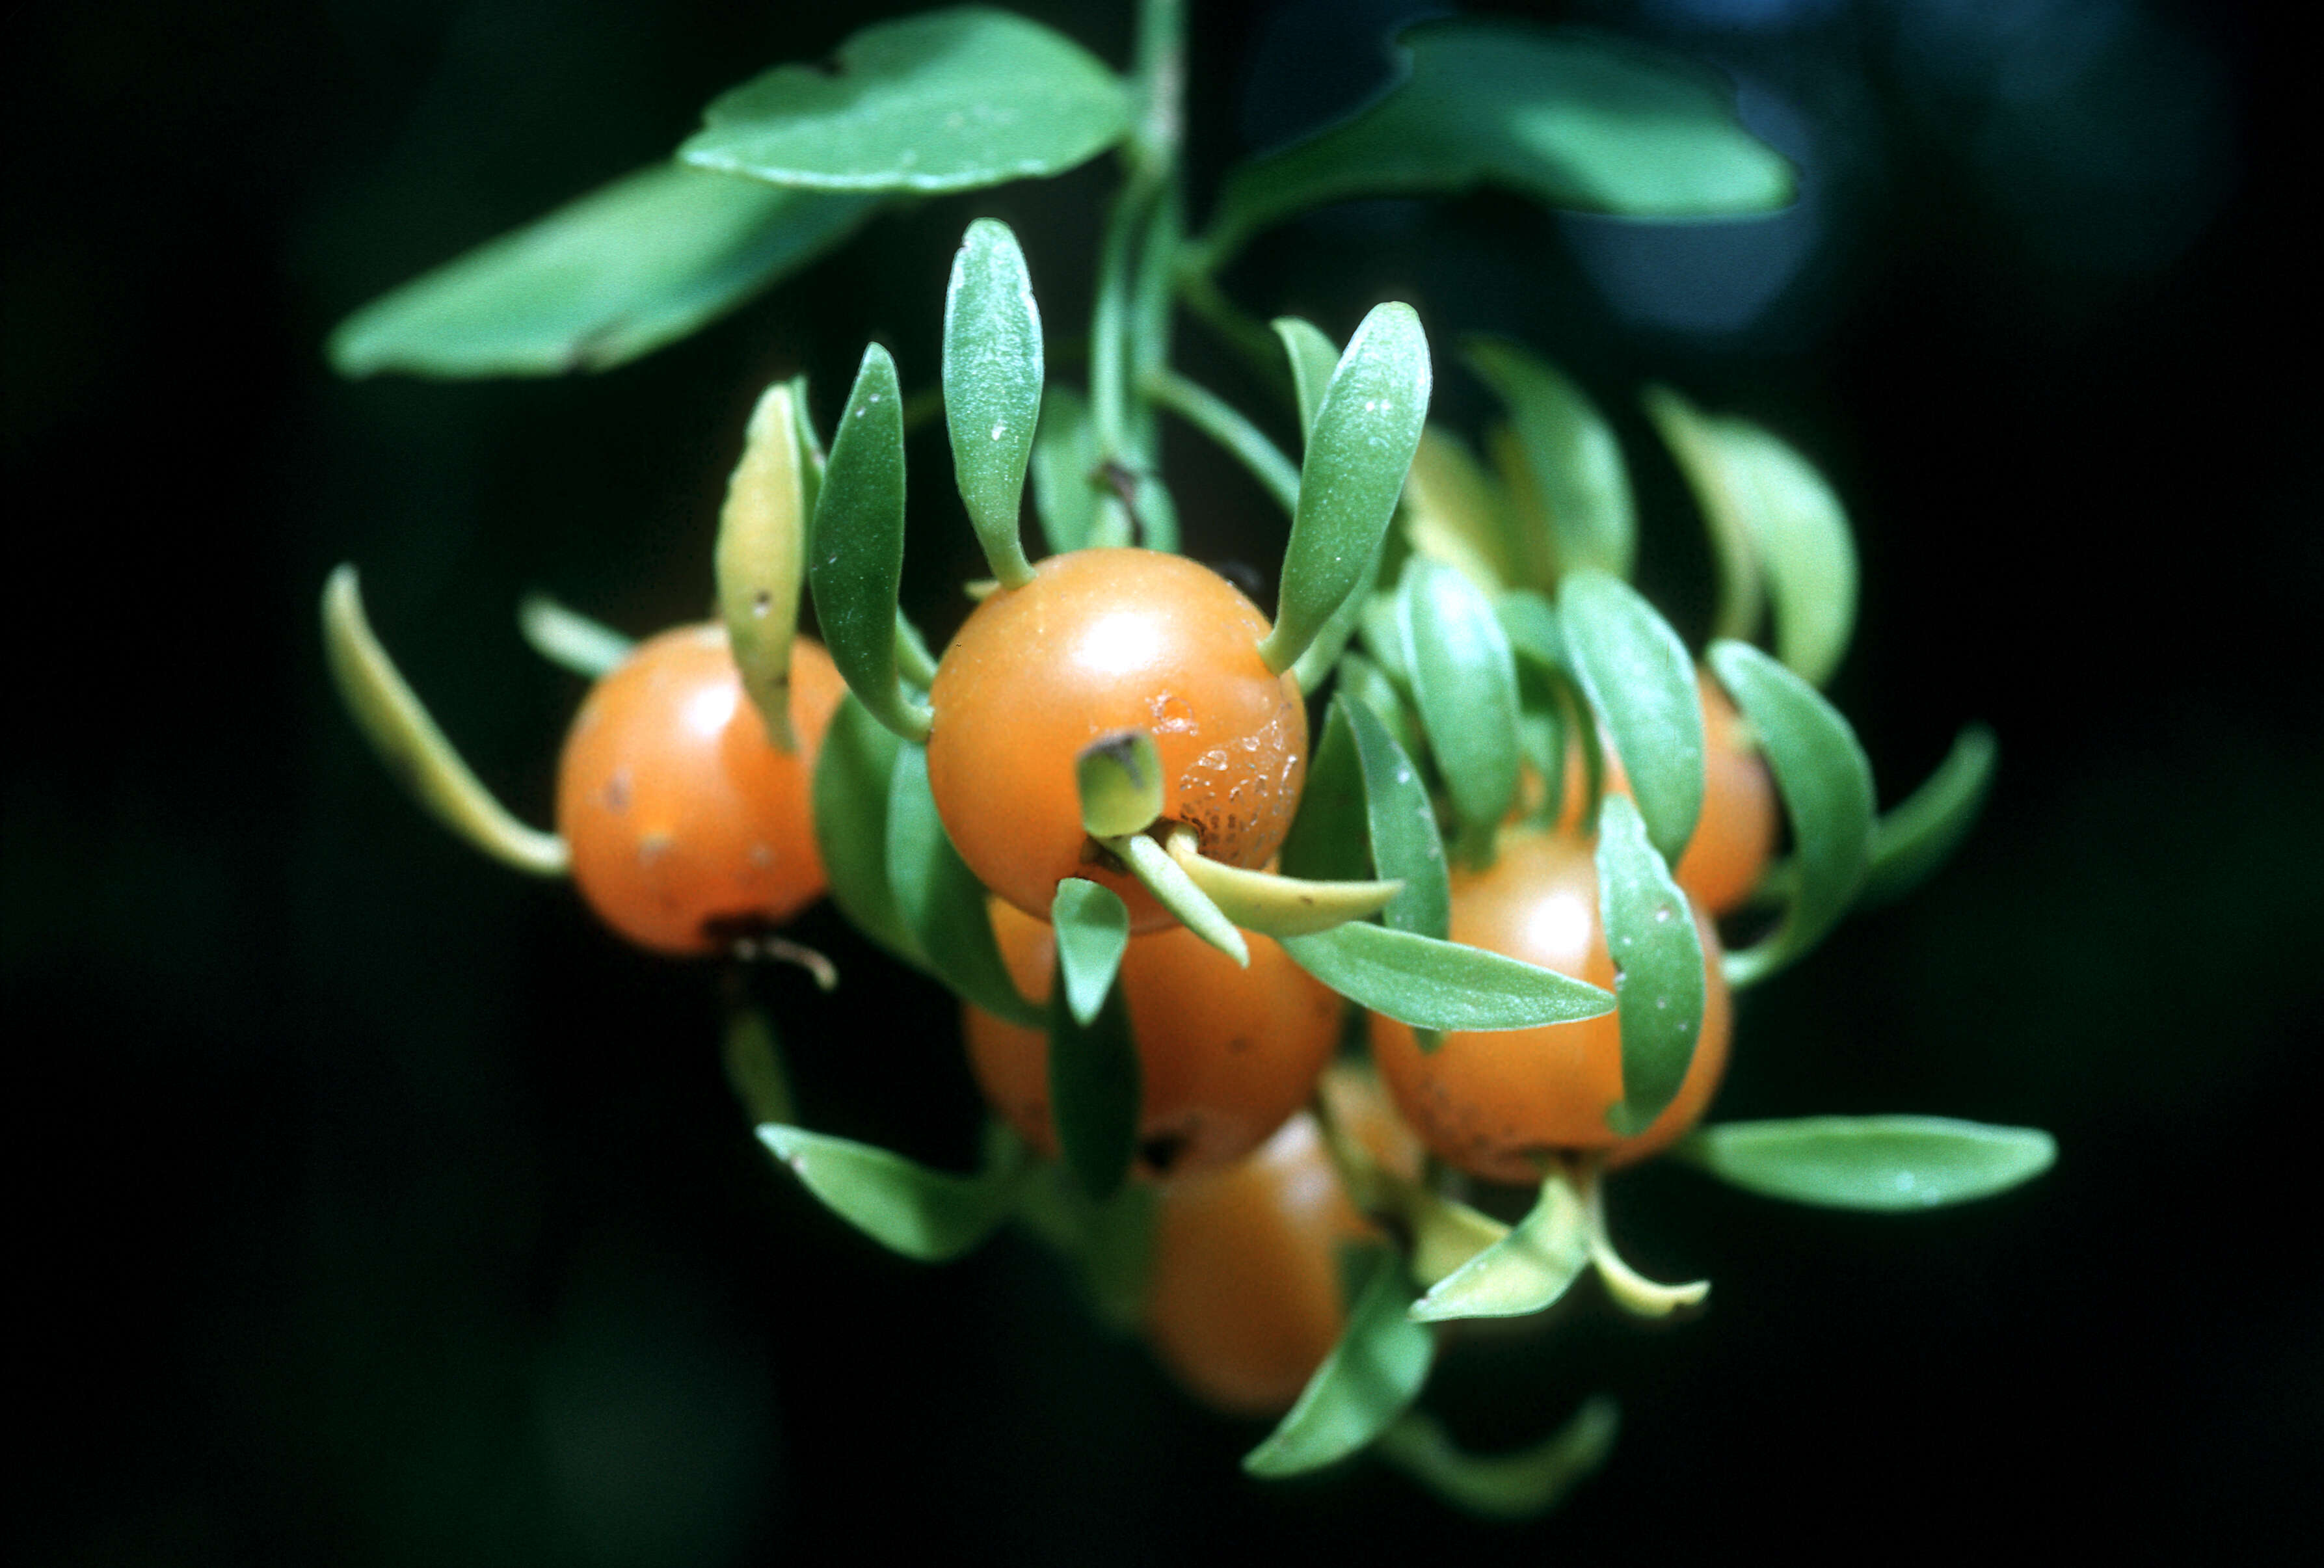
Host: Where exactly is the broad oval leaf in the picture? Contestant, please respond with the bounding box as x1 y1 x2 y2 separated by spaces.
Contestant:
812 344 931 742
331 164 873 377
1595 795 1705 1137
1244 1246 1433 1477
1283 921 1612 1032
717 381 810 751
1203 19 1795 263
1399 558 1521 837
684 8 1130 193
1341 695 1450 940
811 694 924 968
1411 1174 1588 1322
1048 967 1140 1200
943 219 1041 587
1272 315 1341 442
1493 589 1564 670
1676 1116 2057 1211
1260 302 1432 676
1374 1402 1618 1522
1709 640 1873 985
887 745 1041 1026
758 1123 1019 1260
1860 724 1997 907
1050 878 1130 1026
1028 383 1102 555
1559 570 1703 865
1468 338 1633 583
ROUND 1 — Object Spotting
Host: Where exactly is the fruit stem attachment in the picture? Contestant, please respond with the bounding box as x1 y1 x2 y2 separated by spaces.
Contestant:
1573 1156 1709 1318
321 566 569 877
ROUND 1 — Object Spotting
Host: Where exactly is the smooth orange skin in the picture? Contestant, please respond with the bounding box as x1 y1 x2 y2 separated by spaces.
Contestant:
927 548 1308 931
1145 1112 1374 1416
963 899 1342 1180
555 627 845 956
1370 829 1732 1184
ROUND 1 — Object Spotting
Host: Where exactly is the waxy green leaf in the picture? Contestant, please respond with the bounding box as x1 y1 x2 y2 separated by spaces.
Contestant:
1244 1247 1433 1477
717 381 811 751
943 219 1041 588
1272 316 1341 440
758 1123 1021 1261
812 695 924 969
1048 968 1140 1199
1559 570 1703 864
1278 697 1369 886
1337 648 1422 762
1402 426 1521 591
1375 1402 1618 1521
1595 795 1705 1136
1260 303 1432 676
1411 1174 1589 1322
1676 1117 2057 1211
887 746 1041 1026
1029 384 1101 555
1709 641 1874 985
1050 879 1130 1026
1113 832 1249 968
1469 339 1633 583
1076 730 1164 840
1860 724 1997 907
516 592 632 680
1399 558 1521 838
1339 694 1450 940
1202 20 1794 266
1284 922 1611 1033
684 8 1130 193
812 344 931 742
331 164 874 378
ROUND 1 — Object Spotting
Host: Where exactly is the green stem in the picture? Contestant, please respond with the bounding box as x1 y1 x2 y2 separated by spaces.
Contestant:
1179 267 1290 393
1143 367 1300 515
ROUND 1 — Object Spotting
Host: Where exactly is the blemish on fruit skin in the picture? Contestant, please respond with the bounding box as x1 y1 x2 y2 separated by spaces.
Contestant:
602 769 632 813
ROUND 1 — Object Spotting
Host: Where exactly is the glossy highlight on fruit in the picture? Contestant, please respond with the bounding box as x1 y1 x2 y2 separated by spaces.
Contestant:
555 626 846 955
927 548 1308 930
963 899 1341 1179
1370 827 1731 1184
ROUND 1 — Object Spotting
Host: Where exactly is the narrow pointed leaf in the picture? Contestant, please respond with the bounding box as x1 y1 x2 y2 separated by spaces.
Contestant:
1203 20 1795 265
331 164 873 377
1048 970 1140 1199
812 695 924 968
321 567 567 876
1644 384 1762 644
1030 384 1101 555
1244 1247 1433 1477
717 380 810 751
1289 537 1385 696
1402 425 1518 591
1164 832 1400 938
1284 922 1612 1031
1336 647 1422 760
887 745 1041 1025
1375 1402 1618 1521
1260 302 1432 675
683 9 1130 193
812 343 931 741
1051 879 1130 1026
1077 730 1164 840
1595 796 1705 1136
1272 316 1341 440
1339 695 1449 939
758 1124 1020 1260
1860 724 1997 907
1114 832 1248 967
1279 698 1369 885
1400 557 1521 836
1559 570 1702 864
1709 641 1873 985
943 219 1041 587
1466 338 1633 581
1411 1175 1589 1322
1675 1117 2057 1211
516 592 632 679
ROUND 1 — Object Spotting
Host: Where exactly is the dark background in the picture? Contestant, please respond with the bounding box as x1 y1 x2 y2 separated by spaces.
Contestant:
7 0 2316 1561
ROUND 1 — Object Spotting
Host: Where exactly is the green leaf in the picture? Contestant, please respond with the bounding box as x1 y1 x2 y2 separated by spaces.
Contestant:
887 745 1042 1026
1259 302 1433 676
1467 338 1634 582
1643 384 1761 646
1709 641 1874 985
1398 558 1521 838
1272 316 1341 441
758 1123 1021 1260
1402 425 1521 592
943 219 1041 588
1048 966 1140 1200
683 8 1130 193
1288 537 1385 697
1675 1117 2057 1211
1112 832 1249 968
811 695 924 969
1204 20 1794 265
1284 922 1612 1032
1012 1161 1156 1331
1076 729 1165 840
1559 570 1702 864
1860 724 1997 907
1244 1247 1434 1478
1374 1402 1618 1521
1594 796 1705 1136
1029 384 1101 555
1279 698 1370 886
1335 648 1422 762
1339 694 1450 940
1050 879 1129 1026
1493 589 1563 670
1411 1173 1589 1322
722 1003 794 1126
717 380 811 752
330 164 874 378
812 344 931 742
516 592 632 680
